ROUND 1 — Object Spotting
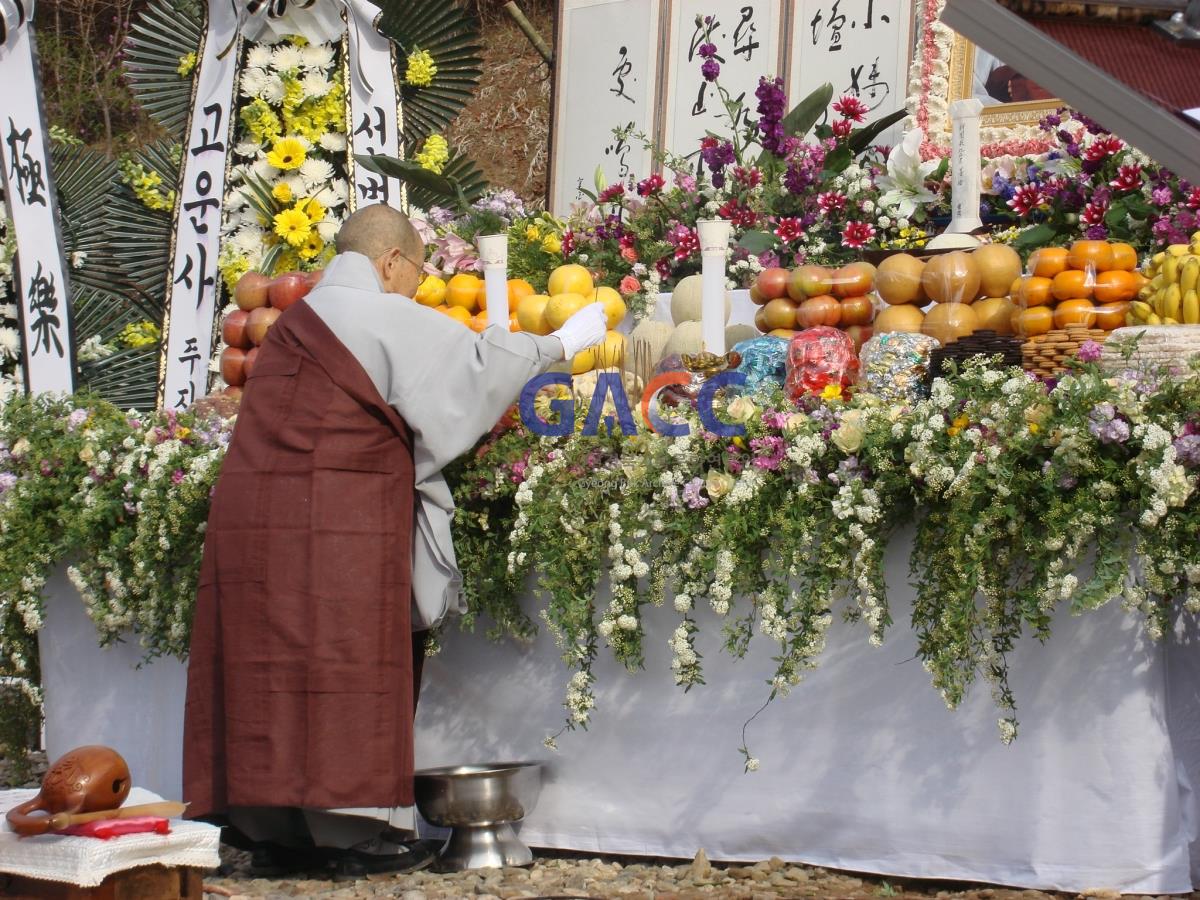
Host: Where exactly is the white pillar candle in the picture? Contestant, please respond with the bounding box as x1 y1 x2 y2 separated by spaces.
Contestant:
696 218 731 356
947 99 984 235
476 234 509 330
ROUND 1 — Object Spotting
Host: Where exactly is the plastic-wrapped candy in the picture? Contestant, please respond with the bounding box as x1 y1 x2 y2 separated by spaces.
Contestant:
733 336 789 393
860 332 939 402
785 326 859 402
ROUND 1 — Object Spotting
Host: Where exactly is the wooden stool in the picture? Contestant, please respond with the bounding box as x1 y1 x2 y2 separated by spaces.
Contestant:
0 864 205 899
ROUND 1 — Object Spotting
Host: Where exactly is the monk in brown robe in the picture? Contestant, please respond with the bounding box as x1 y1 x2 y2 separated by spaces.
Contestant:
183 204 606 877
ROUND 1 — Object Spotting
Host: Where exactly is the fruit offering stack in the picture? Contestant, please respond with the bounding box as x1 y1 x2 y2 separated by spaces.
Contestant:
512 264 628 374
414 272 523 332
871 245 1023 346
1129 231 1200 326
1014 240 1143 337
1021 325 1109 377
751 263 878 351
222 270 322 388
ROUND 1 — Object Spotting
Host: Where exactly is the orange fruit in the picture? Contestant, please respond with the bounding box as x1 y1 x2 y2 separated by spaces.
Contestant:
1053 298 1095 329
1014 305 1053 336
475 280 489 311
1109 242 1138 272
547 263 594 296
507 278 535 312
469 314 488 332
1094 270 1137 304
413 274 447 306
509 313 521 332
1016 275 1053 307
1052 269 1093 302
1067 240 1115 273
444 305 472 325
446 273 482 311
1029 247 1069 279
1094 301 1130 330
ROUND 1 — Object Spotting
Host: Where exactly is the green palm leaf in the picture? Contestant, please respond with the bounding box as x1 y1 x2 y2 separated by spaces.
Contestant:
49 144 119 298
406 151 488 211
105 140 180 312
77 345 161 411
124 0 204 139
375 0 483 145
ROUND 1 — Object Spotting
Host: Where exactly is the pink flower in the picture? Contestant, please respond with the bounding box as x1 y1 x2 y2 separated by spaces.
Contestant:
172 470 185 485
773 217 805 243
841 221 876 249
832 95 868 122
1109 164 1142 192
1007 184 1046 216
620 245 638 263
1077 340 1103 363
732 166 763 187
561 230 575 255
817 191 847 214
1186 186 1200 210
1081 198 1109 227
618 275 641 295
832 119 853 138
598 183 626 204
1083 136 1123 162
636 174 665 196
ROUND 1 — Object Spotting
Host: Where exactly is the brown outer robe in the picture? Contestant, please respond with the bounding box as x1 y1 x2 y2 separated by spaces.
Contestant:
183 299 421 816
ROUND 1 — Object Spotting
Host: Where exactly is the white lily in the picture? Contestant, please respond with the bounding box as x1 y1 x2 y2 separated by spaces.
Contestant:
875 129 940 219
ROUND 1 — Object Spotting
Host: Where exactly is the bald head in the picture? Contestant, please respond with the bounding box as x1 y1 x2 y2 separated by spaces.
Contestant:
335 203 423 263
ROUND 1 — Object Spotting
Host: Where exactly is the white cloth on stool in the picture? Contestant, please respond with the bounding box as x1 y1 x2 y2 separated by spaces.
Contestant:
0 787 220 887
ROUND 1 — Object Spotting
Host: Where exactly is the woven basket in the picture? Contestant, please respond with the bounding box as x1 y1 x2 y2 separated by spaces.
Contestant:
1099 325 1200 373
1021 325 1109 377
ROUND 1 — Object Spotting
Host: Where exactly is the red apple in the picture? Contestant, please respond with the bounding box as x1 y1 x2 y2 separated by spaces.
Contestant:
755 267 790 301
234 271 271 311
269 272 310 310
748 283 767 306
243 346 259 378
754 306 770 333
839 295 875 327
246 306 281 345
221 309 252 349
796 294 841 328
844 324 874 353
220 347 247 386
787 265 834 301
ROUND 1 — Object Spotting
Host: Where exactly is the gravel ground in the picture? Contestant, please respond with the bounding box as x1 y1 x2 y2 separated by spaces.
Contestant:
5 753 1198 900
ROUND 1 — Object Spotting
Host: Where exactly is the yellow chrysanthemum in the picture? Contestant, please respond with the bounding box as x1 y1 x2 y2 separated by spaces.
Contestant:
220 255 251 293
414 133 449 174
525 225 541 242
274 207 313 247
405 49 437 87
541 234 562 254
272 182 294 204
119 321 161 349
298 233 325 261
177 52 197 77
266 136 307 171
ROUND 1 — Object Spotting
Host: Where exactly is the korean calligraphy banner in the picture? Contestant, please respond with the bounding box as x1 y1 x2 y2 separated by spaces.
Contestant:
0 0 77 395
346 0 403 210
549 0 663 216
159 0 240 410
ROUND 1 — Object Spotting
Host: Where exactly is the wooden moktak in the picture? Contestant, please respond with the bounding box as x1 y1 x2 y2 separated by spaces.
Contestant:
5 745 131 836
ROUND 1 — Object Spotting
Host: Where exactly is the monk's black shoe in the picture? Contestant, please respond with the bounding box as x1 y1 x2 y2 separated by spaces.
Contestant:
330 839 437 880
247 844 329 877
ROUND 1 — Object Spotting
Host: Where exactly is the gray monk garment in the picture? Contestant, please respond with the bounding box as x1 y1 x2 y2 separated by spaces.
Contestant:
305 250 563 630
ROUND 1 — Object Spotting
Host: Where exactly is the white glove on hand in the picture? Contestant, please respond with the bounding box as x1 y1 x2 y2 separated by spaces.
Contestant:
553 303 608 360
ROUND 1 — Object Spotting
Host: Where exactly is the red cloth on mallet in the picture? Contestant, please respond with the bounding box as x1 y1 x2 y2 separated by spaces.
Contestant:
57 817 171 839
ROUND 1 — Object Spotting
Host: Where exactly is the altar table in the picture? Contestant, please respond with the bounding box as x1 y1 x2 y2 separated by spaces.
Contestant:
38 527 1200 895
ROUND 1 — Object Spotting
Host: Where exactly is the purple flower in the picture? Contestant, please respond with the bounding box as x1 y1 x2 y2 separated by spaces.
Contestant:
1087 403 1130 445
755 76 788 157
0 472 16 492
67 408 89 430
1084 225 1109 240
1151 186 1174 207
682 477 709 509
750 436 785 471
1174 434 1200 467
1077 340 1103 363
701 58 720 82
698 42 718 59
172 469 185 484
699 137 735 186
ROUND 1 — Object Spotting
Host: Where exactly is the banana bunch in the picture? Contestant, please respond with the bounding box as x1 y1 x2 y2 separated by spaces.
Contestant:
1130 230 1200 325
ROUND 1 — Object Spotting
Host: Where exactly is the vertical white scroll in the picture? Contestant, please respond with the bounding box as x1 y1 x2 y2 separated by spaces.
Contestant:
159 0 239 410
662 0 783 162
790 0 913 149
550 0 661 216
697 218 730 355
947 98 984 234
346 0 403 211
0 2 76 395
477 234 508 330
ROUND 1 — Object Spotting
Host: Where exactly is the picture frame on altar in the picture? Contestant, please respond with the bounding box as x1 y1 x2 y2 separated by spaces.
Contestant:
946 32 1060 131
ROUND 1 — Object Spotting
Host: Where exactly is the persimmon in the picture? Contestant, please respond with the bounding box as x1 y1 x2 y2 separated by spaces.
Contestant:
1053 298 1095 329
1093 270 1138 304
1067 240 1115 273
1016 275 1054 307
1029 247 1069 279
1052 269 1094 302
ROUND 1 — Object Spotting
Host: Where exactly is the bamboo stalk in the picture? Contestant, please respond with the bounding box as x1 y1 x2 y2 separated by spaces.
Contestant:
503 1 553 66
47 801 189 831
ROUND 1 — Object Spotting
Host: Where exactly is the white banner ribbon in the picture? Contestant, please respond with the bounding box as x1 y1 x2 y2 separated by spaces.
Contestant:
346 0 402 210
159 0 240 410
0 0 77 395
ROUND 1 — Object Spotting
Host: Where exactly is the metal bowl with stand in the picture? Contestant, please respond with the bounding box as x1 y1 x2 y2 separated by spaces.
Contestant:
413 762 543 871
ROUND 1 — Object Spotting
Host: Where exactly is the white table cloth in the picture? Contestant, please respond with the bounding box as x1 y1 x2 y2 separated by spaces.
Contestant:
38 526 1200 894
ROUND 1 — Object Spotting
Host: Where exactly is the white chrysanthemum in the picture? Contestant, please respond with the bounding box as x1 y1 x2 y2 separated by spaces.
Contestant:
231 226 266 256
234 140 262 158
271 44 305 72
300 43 335 70
246 45 273 69
317 219 339 242
251 159 280 182
239 68 270 99
300 71 332 99
0 327 23 357
0 304 18 319
318 133 348 153
259 74 286 104
280 173 306 196
299 157 335 189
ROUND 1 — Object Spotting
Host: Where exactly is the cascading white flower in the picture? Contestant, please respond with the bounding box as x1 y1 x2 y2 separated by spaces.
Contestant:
875 129 941 219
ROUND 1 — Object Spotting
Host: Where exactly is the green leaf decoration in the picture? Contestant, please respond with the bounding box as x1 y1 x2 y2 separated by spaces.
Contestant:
406 151 488 211
105 140 180 312
1012 223 1059 251
49 143 119 299
847 109 907 154
782 83 834 140
124 0 204 139
822 145 853 175
735 229 776 254
357 151 486 212
77 345 161 411
375 0 484 145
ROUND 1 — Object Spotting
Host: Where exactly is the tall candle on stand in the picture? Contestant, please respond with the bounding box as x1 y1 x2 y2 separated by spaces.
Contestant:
947 99 984 234
697 219 731 355
477 234 509 329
